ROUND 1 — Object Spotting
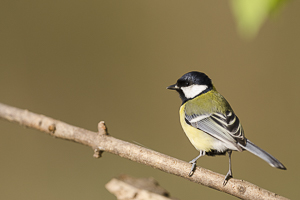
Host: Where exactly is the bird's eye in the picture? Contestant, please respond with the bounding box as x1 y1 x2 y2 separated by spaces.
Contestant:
177 80 190 87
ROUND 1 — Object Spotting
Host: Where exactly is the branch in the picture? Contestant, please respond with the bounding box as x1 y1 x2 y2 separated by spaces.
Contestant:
105 175 178 200
0 102 288 200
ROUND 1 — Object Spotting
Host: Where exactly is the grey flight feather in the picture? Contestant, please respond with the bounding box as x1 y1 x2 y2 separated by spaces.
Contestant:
240 139 286 170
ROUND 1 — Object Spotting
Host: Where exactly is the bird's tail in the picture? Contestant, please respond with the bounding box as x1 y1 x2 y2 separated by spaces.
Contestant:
239 139 286 170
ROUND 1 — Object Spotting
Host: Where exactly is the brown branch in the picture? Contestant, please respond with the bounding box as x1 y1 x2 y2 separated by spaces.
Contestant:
105 175 178 200
0 102 288 200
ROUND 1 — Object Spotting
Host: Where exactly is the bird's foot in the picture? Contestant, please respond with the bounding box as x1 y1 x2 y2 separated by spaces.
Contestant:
188 161 197 176
223 171 232 186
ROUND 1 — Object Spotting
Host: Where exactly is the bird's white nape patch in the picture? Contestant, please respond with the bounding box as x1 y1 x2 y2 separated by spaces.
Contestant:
181 85 208 99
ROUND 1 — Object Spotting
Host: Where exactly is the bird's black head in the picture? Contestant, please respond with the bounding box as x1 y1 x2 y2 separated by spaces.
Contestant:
167 71 213 103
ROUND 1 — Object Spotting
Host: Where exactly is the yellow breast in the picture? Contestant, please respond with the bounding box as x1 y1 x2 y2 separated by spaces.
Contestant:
179 104 215 152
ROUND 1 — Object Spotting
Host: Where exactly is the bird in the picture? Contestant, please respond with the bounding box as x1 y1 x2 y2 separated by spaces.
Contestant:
167 71 286 185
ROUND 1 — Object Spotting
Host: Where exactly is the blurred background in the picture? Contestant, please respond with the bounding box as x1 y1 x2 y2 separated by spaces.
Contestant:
0 1 299 199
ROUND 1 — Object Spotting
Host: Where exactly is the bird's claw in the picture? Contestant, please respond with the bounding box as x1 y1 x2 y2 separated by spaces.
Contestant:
223 172 232 186
188 161 197 177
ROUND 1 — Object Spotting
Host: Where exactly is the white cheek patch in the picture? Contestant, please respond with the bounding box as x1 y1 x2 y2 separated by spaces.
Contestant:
181 85 208 99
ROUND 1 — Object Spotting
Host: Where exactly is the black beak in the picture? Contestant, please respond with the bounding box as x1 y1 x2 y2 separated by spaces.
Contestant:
167 84 179 90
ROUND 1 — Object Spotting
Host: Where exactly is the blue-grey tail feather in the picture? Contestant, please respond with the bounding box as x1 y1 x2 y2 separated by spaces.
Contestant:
239 139 286 170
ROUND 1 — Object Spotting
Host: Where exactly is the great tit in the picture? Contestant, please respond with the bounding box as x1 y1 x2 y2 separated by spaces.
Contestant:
167 71 286 185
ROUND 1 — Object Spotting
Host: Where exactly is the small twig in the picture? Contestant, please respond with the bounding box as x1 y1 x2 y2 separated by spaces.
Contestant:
0 102 288 200
98 121 108 135
93 121 108 158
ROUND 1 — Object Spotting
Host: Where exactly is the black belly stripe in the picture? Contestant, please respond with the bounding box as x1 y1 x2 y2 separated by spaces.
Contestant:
206 150 227 156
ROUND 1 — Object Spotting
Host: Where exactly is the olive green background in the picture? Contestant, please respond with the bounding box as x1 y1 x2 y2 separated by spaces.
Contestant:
0 1 299 199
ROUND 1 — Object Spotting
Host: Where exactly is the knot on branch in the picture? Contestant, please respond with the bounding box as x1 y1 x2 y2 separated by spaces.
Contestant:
237 185 246 194
48 124 56 134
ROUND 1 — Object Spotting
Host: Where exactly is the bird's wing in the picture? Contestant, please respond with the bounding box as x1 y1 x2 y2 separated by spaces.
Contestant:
185 111 246 150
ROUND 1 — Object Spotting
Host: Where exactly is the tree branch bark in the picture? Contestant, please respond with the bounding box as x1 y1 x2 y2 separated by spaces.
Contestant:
0 102 288 200
105 175 178 200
